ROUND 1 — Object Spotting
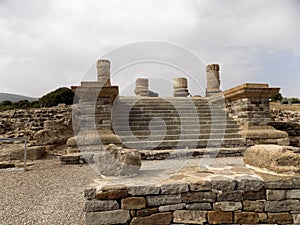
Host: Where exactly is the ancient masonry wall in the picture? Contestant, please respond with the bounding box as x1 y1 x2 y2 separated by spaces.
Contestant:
84 178 300 225
226 98 271 127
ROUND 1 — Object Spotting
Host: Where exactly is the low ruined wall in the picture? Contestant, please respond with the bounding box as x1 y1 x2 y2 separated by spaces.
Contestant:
0 104 73 142
84 177 300 225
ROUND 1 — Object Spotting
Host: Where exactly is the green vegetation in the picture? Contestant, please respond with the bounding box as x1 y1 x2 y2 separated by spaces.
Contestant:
39 87 74 107
271 93 283 102
0 87 75 111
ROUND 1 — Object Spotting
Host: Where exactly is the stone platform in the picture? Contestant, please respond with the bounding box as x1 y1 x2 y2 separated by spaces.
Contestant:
84 157 300 225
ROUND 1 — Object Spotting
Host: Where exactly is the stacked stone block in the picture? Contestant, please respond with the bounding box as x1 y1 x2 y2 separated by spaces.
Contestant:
206 64 221 97
97 59 111 87
84 177 300 225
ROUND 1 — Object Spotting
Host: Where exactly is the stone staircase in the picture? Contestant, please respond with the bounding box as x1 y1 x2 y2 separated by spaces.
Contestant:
111 97 245 150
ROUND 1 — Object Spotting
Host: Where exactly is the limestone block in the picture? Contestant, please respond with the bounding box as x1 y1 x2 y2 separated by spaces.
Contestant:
293 213 300 224
286 189 300 199
234 212 259 224
189 180 211 191
146 194 182 206
267 212 293 224
266 190 286 201
96 189 127 200
85 200 119 212
265 200 300 212
242 200 264 212
93 144 141 176
211 179 237 191
213 202 242 211
173 210 207 224
244 144 300 174
159 203 186 212
86 210 130 225
136 208 158 217
130 212 172 225
121 197 146 210
217 190 243 202
127 185 160 196
0 144 45 161
207 211 233 224
186 203 212 210
181 192 216 203
265 178 293 189
160 183 189 194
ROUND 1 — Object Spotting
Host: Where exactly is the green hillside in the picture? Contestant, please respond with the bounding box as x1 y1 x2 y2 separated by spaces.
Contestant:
0 93 37 102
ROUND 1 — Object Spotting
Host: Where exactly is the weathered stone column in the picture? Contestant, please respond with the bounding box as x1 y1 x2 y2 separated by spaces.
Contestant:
97 59 111 87
67 59 121 153
135 78 149 96
206 64 221 97
173 77 189 97
223 83 289 146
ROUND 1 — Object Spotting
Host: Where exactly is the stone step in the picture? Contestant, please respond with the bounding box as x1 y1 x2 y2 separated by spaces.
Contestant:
119 133 242 141
115 128 241 136
113 124 240 131
112 110 227 117
113 116 236 125
122 138 245 150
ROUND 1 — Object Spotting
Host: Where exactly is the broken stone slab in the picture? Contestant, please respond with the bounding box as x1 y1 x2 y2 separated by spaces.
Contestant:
93 144 141 177
0 144 46 161
244 144 300 174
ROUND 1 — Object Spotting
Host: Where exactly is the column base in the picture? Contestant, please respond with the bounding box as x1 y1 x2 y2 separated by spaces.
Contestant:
239 125 290 146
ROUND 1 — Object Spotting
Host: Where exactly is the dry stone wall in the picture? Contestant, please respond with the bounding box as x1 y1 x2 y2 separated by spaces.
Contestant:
84 177 300 225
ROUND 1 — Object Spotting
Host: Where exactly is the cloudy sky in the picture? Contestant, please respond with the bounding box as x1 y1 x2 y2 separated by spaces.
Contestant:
0 0 300 98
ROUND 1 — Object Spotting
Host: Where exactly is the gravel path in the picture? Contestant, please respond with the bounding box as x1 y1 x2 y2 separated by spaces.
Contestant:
0 157 98 225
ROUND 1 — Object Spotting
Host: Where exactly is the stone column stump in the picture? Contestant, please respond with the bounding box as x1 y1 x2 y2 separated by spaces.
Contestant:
206 64 221 97
173 77 189 97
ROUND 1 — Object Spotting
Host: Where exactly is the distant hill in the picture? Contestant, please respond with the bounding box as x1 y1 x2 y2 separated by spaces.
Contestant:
0 93 38 102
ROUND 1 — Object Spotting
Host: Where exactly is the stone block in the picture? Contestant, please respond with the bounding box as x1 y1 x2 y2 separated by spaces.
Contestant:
182 192 216 203
236 178 264 191
161 183 189 194
267 212 293 224
131 212 172 225
159 203 186 212
244 145 300 174
136 208 158 217
265 179 293 189
243 189 266 200
189 181 211 191
96 189 127 200
146 194 182 206
85 200 119 212
218 190 243 202
266 189 286 200
128 185 160 196
207 211 233 224
213 201 242 211
186 203 212 210
173 210 207 225
242 200 264 212
234 212 259 224
286 189 300 199
265 200 300 212
85 210 130 225
121 197 145 210
211 179 237 191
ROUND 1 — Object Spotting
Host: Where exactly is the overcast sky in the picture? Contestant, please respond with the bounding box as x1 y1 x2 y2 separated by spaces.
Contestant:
0 0 300 98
